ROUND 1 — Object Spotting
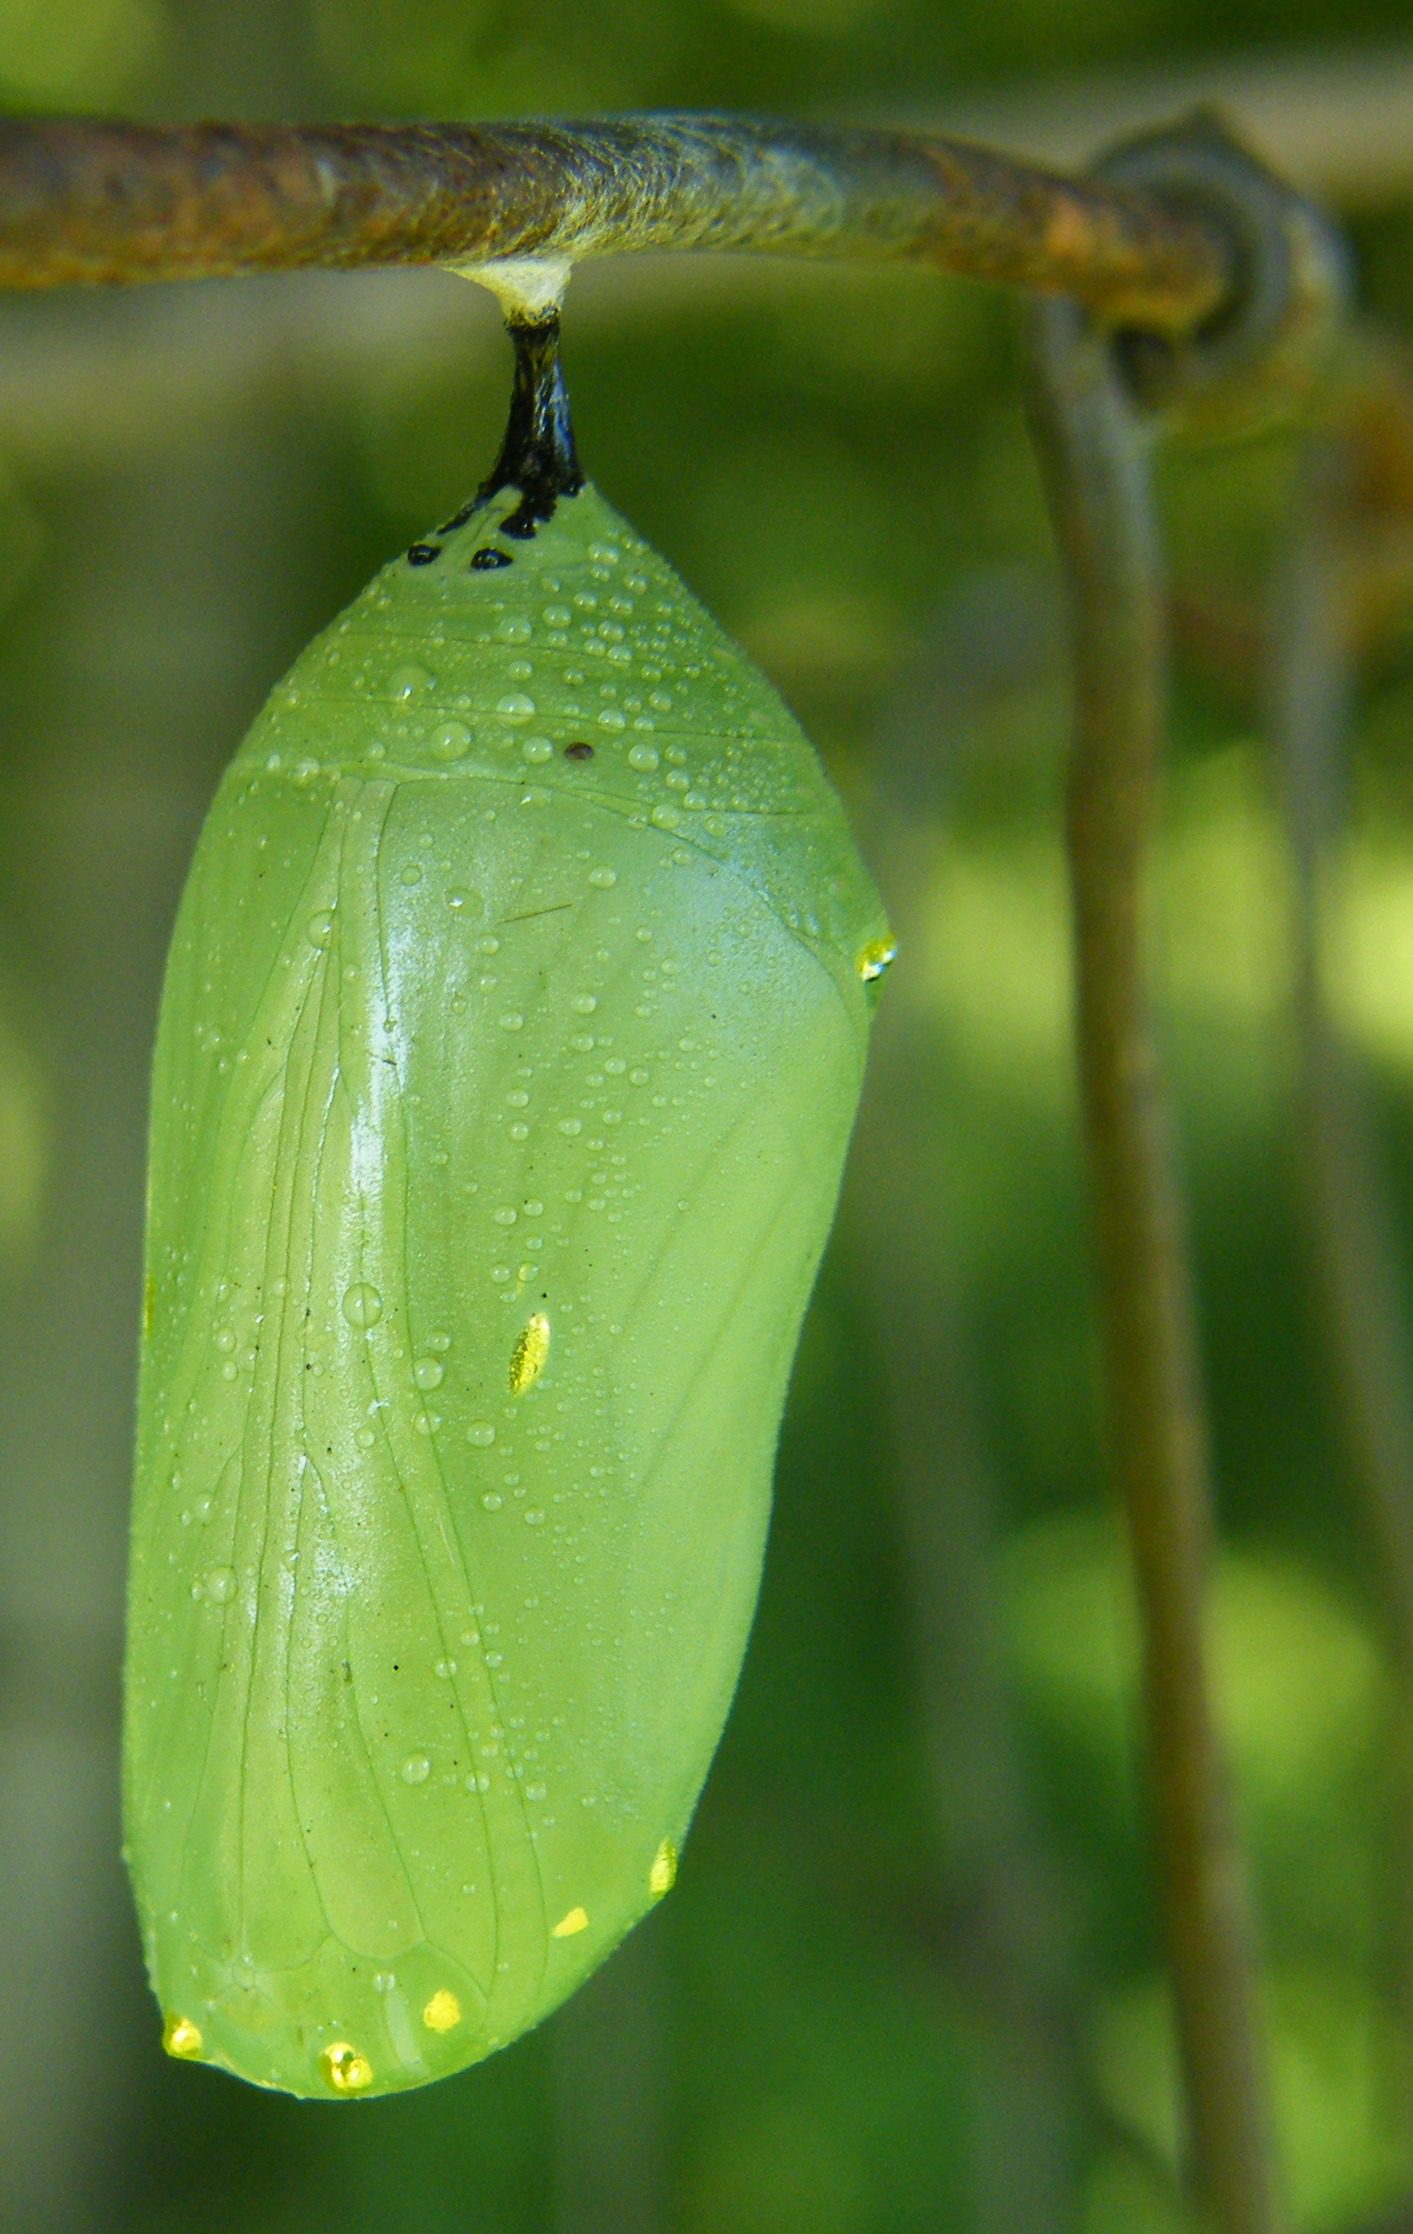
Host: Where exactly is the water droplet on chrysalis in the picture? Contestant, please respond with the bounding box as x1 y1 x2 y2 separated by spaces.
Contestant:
342 1283 383 1330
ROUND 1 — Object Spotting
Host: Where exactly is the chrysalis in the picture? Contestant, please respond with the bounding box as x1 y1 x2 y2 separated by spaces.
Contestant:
124 315 893 2099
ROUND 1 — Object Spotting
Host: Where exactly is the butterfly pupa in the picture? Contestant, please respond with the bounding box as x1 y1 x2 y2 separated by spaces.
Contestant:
124 312 893 2098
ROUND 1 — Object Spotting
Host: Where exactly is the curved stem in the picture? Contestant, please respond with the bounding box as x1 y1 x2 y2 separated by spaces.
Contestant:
1273 432 1413 2142
0 113 1234 330
1024 293 1284 2234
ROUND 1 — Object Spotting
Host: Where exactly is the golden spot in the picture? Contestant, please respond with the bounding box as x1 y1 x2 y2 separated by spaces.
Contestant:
648 1839 678 1899
321 2040 374 2094
509 1311 551 1396
551 1905 589 1939
422 1989 461 2034
162 2013 203 2059
856 936 897 984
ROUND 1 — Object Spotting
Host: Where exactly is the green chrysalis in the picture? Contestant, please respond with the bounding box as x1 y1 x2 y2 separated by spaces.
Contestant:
124 317 892 2099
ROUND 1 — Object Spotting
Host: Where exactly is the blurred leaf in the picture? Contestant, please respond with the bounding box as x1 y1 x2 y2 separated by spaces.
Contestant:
0 967 48 1276
0 0 165 107
1094 1966 1411 2230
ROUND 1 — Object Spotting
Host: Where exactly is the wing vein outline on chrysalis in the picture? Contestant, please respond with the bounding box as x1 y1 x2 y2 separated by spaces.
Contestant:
361 797 548 1997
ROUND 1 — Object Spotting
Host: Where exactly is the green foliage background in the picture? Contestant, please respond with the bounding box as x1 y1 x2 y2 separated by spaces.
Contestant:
2 3 1413 2229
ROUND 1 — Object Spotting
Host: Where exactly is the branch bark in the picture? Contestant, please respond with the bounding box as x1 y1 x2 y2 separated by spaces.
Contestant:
0 113 1234 333
1024 292 1285 2234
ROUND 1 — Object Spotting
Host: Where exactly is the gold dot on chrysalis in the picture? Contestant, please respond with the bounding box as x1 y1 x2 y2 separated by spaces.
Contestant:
551 1905 589 1939
649 1840 678 1899
856 936 897 984
321 2040 374 2094
162 2013 203 2059
422 1989 461 2034
509 1311 550 1397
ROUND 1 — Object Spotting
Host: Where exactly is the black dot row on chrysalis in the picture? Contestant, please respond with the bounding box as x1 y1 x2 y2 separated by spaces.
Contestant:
406 316 584 572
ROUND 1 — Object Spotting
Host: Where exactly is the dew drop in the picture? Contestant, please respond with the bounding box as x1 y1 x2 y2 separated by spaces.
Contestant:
204 1567 236 1606
342 1283 383 1330
389 664 434 701
587 865 617 889
521 735 554 764
307 910 335 949
430 720 472 761
467 1421 496 1448
627 741 660 772
496 693 536 725
400 1753 432 1787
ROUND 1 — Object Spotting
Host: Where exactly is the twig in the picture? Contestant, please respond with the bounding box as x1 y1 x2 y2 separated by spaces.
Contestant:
1272 431 1413 2144
0 113 1234 331
910 40 1413 214
1023 292 1285 2234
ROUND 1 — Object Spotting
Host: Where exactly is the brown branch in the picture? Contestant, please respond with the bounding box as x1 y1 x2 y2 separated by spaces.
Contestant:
0 113 1235 332
1273 429 1413 2148
1024 292 1285 2234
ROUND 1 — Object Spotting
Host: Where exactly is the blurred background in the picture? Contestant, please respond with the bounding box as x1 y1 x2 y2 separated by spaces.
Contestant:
3 4 1413 2230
